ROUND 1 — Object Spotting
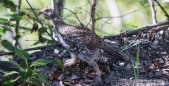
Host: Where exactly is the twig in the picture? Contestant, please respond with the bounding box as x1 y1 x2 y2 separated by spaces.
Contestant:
25 0 56 41
76 7 99 28
154 0 169 18
14 0 21 47
148 0 157 24
0 22 30 31
57 0 64 16
63 8 84 27
104 20 169 39
51 0 59 18
95 5 149 21
0 44 61 56
91 0 97 32
51 0 60 42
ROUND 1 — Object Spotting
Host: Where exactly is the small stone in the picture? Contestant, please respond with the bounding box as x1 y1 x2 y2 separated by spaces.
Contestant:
54 49 59 54
119 62 125 66
116 72 121 77
151 45 157 49
155 71 162 77
110 71 115 76
148 72 154 78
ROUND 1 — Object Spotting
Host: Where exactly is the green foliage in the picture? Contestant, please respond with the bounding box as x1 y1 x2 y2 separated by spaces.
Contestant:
1 80 16 86
31 58 54 67
133 44 140 80
37 73 51 84
1 40 52 85
3 71 18 77
19 70 33 80
0 18 9 24
1 40 15 52
1 26 13 33
0 0 15 11
1 40 29 60
57 59 64 68
6 13 23 21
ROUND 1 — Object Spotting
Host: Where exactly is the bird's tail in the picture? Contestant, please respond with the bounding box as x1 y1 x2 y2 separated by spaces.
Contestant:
101 45 125 62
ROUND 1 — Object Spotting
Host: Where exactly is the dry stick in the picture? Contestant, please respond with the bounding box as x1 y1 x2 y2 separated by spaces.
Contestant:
95 5 149 21
154 0 169 18
63 8 84 27
148 0 157 24
0 22 30 30
14 0 21 47
25 0 55 41
91 0 97 32
0 44 60 56
57 0 64 16
104 20 169 39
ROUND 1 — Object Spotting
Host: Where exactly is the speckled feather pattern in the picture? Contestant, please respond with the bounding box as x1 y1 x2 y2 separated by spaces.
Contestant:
52 18 124 62
40 8 125 77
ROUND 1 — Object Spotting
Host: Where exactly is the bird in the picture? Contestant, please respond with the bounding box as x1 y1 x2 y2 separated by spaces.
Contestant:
39 8 125 77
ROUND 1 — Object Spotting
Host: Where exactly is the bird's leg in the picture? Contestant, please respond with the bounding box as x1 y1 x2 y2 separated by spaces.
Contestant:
64 52 80 67
88 61 102 77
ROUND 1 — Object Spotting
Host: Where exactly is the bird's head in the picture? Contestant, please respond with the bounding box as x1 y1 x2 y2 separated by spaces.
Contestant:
39 8 54 18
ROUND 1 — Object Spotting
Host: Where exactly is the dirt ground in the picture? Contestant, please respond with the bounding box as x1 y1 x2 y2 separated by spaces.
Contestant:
24 28 169 86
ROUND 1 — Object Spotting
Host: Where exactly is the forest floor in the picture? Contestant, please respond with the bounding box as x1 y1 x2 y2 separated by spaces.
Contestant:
24 27 169 86
1 27 169 86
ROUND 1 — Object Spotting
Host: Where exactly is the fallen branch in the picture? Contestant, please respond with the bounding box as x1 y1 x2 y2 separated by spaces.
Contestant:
104 20 169 39
0 43 61 56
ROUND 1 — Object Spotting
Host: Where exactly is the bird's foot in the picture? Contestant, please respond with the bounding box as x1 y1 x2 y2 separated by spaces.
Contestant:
94 76 103 85
95 69 102 77
64 58 79 67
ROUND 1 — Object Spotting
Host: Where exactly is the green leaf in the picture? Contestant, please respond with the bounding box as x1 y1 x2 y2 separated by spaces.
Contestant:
19 70 33 80
75 67 81 71
1 40 15 52
14 35 21 40
1 40 29 60
31 58 54 67
37 73 51 84
57 59 64 68
19 61 31 70
14 47 29 60
2 80 16 86
4 71 18 77
9 60 20 69
1 26 13 33
1 0 15 11
0 18 8 23
28 80 41 86
6 13 22 21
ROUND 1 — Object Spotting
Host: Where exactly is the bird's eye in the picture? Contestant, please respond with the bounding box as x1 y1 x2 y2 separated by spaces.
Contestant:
45 10 49 12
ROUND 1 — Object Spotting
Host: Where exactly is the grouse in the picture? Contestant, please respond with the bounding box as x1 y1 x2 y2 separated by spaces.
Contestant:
39 8 125 77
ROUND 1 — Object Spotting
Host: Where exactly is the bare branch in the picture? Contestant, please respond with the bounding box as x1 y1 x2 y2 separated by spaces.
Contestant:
64 8 84 27
148 0 157 24
26 0 56 42
154 0 169 19
91 0 97 32
104 20 169 39
95 5 150 21
0 43 61 56
14 0 21 47
0 22 30 30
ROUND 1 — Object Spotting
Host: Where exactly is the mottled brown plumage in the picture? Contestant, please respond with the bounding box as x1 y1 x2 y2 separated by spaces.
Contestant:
40 8 125 77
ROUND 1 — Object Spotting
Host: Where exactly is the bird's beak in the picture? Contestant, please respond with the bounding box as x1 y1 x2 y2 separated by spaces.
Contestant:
39 11 43 14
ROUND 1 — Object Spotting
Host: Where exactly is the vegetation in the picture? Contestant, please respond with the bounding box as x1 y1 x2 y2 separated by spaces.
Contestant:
0 0 169 85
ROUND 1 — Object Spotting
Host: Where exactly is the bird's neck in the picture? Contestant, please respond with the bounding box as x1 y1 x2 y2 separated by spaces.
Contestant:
52 18 66 27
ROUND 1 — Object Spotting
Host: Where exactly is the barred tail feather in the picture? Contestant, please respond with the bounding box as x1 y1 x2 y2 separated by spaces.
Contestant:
102 45 125 61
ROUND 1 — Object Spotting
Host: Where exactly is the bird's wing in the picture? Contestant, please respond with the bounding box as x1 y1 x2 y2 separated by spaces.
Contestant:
65 27 104 50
